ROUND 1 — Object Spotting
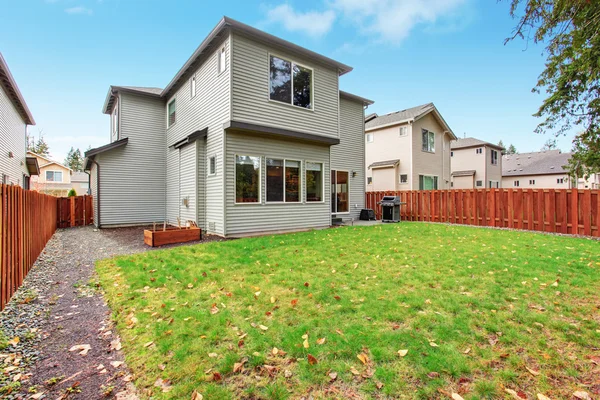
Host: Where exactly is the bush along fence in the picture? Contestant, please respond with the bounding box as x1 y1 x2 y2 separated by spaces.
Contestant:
0 184 93 309
366 189 600 237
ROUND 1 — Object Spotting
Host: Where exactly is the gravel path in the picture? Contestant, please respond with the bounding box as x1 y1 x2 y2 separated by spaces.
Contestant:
0 226 224 399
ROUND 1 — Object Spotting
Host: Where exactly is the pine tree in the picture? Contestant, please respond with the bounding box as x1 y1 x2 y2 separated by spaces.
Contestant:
507 144 518 155
64 147 84 171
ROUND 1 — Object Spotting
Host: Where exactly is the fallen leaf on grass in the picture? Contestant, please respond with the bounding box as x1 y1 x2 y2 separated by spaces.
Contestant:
505 389 527 399
307 354 318 365
329 372 337 381
69 344 91 356
110 339 122 351
259 325 268 331
316 338 326 345
334 295 341 300
191 390 203 400
284 369 292 378
429 342 439 347
154 378 172 393
526 367 540 376
270 296 276 303
304 282 310 287
30 393 45 399
398 349 408 357
8 337 19 346
427 372 440 379
376 381 384 389
210 304 219 314
573 391 592 400
208 353 218 358
357 353 369 365
349 366 360 375
233 358 247 373
212 372 222 382
537 394 551 400
463 347 471 354
291 299 298 307
144 341 154 348
451 394 465 400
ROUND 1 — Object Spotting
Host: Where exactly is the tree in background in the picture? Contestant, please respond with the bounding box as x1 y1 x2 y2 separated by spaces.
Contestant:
507 144 518 155
540 138 558 151
506 0 600 178
498 140 506 152
27 129 50 157
64 147 84 171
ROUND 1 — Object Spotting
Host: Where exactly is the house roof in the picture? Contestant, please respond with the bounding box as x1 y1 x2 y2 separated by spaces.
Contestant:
103 85 163 114
25 157 39 176
451 170 476 177
103 16 356 113
451 137 503 151
365 113 378 123
339 90 374 106
26 151 72 171
365 102 456 139
368 159 400 169
0 52 35 125
85 137 128 159
502 150 571 177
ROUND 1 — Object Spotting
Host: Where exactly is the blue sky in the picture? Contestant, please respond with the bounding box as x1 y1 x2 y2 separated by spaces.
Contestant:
1 0 576 163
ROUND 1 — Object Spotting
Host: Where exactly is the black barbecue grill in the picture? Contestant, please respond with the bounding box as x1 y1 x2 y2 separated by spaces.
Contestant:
378 196 402 223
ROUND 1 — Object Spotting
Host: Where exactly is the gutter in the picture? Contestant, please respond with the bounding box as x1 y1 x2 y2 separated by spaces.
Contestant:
88 158 101 228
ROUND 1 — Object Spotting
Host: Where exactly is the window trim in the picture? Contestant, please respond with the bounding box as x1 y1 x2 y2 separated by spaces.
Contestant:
421 129 435 153
419 174 439 190
513 180 520 187
331 169 350 215
167 98 176 129
208 155 216 176
265 157 302 204
491 149 498 165
476 148 483 154
217 46 227 75
267 52 314 112
191 75 196 98
305 160 325 203
234 154 262 205
399 173 408 184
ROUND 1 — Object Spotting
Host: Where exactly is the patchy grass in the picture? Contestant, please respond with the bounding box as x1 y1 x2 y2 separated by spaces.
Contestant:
97 223 600 399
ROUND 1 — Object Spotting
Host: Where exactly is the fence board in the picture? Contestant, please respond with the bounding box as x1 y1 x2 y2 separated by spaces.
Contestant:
366 189 600 238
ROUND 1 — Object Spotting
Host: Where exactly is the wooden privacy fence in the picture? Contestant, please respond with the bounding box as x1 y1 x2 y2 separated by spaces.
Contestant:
57 195 93 228
366 189 600 237
1 185 94 309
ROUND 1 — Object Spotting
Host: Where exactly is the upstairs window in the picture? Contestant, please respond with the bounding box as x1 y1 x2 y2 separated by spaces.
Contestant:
167 99 176 128
46 171 63 182
399 126 408 137
476 148 483 154
557 178 564 184
191 76 196 98
422 129 435 152
218 46 227 74
209 156 216 175
529 179 536 185
366 133 374 143
491 149 498 165
514 180 520 187
112 100 119 139
269 55 313 109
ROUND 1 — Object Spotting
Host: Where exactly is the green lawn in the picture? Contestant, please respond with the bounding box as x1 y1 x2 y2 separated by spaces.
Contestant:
97 223 600 399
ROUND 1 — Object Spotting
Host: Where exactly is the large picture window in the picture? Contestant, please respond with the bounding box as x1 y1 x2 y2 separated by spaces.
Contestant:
422 129 435 152
235 155 260 203
306 162 323 202
266 158 301 202
269 55 312 109
331 170 349 213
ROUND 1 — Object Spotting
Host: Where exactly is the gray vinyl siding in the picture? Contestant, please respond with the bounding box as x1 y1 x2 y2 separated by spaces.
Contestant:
196 139 205 229
331 97 365 220
231 33 340 139
179 143 196 224
165 35 230 235
0 83 28 186
90 163 98 227
96 92 166 226
225 131 330 236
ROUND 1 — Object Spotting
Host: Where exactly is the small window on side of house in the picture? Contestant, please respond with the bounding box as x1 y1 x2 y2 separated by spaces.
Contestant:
191 76 196 98
476 180 483 187
514 180 520 187
399 126 407 137
400 174 408 184
491 149 498 165
367 177 373 185
421 129 435 152
218 46 226 74
167 99 176 128
557 178 564 184
476 148 483 154
209 156 216 175
529 179 535 185
451 151 454 157
366 133 374 143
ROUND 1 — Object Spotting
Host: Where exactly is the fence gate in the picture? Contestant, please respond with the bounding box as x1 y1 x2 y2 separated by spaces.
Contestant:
56 195 93 228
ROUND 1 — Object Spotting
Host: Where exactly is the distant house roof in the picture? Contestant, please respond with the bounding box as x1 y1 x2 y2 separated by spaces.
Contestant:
0 52 35 125
502 150 571 177
451 137 503 151
365 103 456 139
71 172 89 182
451 170 476 177
365 113 378 123
368 159 400 169
27 151 72 172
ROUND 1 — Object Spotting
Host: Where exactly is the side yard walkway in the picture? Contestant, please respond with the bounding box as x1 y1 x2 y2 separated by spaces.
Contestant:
0 226 217 399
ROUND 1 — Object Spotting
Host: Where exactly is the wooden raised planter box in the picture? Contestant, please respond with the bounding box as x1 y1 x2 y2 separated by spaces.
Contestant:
144 227 202 247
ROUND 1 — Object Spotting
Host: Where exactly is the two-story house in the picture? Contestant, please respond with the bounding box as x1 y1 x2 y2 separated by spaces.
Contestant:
502 150 573 189
84 17 372 236
364 103 455 191
27 151 75 196
0 53 38 187
450 137 503 189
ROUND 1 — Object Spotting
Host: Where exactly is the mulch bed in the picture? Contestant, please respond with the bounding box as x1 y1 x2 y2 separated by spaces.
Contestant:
0 226 225 399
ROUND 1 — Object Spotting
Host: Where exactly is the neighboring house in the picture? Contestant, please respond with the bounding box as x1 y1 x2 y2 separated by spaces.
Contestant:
0 53 38 187
28 151 74 196
577 173 600 189
365 103 456 191
84 16 372 236
450 137 503 189
502 150 573 189
71 172 90 195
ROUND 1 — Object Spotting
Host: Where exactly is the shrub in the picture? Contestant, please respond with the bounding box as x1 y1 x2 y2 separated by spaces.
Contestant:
67 188 77 197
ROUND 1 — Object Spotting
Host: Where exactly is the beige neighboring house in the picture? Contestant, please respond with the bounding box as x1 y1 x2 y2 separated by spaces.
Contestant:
365 103 456 191
577 173 600 189
502 150 573 189
28 151 74 196
450 137 503 189
71 172 90 195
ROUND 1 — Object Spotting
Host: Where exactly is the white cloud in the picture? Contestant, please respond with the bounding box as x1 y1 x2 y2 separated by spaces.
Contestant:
264 4 336 38
65 6 93 15
330 0 468 44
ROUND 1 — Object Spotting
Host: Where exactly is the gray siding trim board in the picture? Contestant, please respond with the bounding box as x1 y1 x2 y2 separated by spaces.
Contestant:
224 120 340 145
